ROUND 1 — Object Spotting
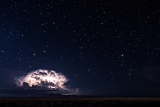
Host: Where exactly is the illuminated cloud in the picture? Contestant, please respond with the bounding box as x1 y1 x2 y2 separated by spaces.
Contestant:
15 69 68 90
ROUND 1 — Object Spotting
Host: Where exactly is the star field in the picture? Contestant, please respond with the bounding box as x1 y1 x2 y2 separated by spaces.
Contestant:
0 0 160 96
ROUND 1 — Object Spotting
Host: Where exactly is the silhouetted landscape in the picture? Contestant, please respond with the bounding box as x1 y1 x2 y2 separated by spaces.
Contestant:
0 97 160 107
0 88 160 106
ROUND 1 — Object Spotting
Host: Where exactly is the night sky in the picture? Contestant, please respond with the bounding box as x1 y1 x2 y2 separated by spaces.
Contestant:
0 0 160 96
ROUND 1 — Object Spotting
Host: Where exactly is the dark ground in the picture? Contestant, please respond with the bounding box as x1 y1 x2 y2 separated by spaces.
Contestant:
0 98 160 107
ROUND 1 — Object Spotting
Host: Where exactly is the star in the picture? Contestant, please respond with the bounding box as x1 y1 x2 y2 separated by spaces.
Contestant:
121 54 124 57
33 53 36 56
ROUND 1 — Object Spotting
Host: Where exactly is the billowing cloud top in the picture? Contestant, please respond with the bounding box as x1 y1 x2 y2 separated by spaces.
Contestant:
15 69 68 90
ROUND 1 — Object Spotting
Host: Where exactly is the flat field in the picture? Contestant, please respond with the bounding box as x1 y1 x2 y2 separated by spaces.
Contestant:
0 97 160 107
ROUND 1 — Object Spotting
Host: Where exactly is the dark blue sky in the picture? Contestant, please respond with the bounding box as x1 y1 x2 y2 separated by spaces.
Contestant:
0 0 160 96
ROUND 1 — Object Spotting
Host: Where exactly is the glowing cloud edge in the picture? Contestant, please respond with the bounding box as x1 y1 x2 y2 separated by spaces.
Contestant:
15 69 69 90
